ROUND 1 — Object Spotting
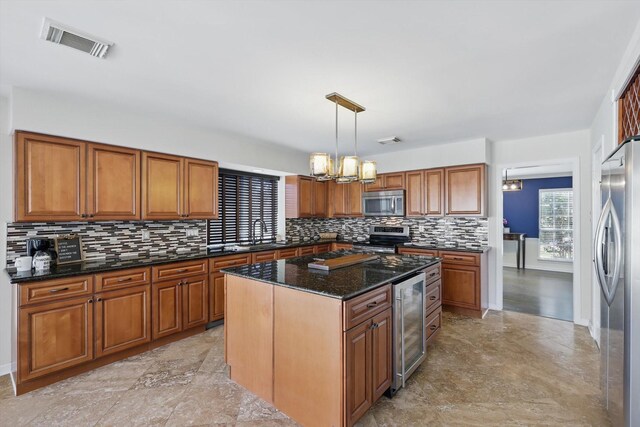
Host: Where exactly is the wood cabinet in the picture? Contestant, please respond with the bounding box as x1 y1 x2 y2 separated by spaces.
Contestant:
397 247 488 318
253 250 277 263
285 176 326 218
405 168 444 217
329 181 364 217
152 278 182 339
370 309 393 400
182 276 209 329
332 242 353 251
405 170 424 217
87 143 140 220
445 164 486 216
364 172 405 192
18 296 94 382
15 131 87 222
297 246 315 256
315 243 331 254
209 254 251 322
142 152 218 220
95 285 151 357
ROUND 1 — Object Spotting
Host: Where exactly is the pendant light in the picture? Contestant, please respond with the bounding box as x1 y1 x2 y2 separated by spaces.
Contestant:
502 169 523 192
308 92 377 183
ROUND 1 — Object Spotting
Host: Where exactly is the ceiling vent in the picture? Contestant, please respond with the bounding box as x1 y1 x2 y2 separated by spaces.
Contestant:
40 18 113 58
377 136 402 145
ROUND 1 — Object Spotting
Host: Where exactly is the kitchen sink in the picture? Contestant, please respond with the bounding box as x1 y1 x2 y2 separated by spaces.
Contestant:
226 242 288 252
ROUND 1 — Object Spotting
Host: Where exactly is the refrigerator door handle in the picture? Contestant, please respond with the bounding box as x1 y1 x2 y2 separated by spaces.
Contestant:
607 200 623 303
595 198 613 305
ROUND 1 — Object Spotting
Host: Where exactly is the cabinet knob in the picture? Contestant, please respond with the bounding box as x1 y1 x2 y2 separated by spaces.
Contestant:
430 325 437 331
88 299 93 303
96 297 102 302
81 214 88 218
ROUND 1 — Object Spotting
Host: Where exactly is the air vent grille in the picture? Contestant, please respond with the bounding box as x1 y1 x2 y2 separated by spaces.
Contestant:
41 18 112 58
377 136 402 145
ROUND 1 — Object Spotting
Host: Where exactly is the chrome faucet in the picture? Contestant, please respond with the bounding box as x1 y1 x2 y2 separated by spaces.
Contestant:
251 219 268 244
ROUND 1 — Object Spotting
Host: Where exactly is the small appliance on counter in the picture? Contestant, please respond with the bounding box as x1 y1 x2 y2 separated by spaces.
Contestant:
26 238 57 271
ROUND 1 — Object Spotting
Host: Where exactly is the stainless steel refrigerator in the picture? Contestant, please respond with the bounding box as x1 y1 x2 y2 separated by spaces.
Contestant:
595 136 640 427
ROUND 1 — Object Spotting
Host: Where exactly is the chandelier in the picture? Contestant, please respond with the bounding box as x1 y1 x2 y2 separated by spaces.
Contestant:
309 92 377 183
502 169 523 191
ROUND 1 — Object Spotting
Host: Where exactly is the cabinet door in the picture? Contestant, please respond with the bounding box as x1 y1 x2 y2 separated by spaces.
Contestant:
371 308 392 400
425 168 444 216
184 158 218 219
15 132 86 222
445 164 485 216
152 279 182 339
95 285 151 358
18 296 94 382
348 181 363 216
182 276 209 329
298 177 314 217
209 272 225 322
364 175 385 192
87 144 140 220
405 171 424 216
345 320 372 426
313 180 327 217
330 182 349 216
384 172 405 190
441 263 480 309
142 152 183 220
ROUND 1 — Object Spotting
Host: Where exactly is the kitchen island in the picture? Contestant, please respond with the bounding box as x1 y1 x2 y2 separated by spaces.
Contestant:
222 251 440 427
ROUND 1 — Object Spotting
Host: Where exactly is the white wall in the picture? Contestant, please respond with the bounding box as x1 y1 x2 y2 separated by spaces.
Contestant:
489 130 592 325
367 138 489 172
503 238 573 273
0 95 13 375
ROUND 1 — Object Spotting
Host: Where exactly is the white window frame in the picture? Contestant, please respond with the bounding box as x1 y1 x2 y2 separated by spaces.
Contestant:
538 187 574 262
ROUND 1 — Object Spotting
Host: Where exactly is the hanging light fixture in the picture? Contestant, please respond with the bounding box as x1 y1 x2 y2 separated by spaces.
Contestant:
309 92 377 183
502 169 523 192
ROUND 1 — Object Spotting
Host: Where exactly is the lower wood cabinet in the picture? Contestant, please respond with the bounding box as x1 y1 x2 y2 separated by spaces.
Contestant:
441 263 479 310
18 296 94 382
152 275 208 340
95 285 151 357
210 273 226 321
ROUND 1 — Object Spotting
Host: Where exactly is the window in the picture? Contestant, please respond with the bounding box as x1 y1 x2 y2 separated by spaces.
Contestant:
538 188 573 261
208 170 279 244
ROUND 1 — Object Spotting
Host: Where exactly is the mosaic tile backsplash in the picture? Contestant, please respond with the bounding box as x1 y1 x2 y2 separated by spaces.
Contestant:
286 216 489 248
6 220 207 265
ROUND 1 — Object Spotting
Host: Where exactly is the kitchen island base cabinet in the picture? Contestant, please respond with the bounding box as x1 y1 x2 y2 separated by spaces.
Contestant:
225 275 392 427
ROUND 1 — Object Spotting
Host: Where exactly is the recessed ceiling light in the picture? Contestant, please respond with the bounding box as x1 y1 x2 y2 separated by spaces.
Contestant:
40 17 113 58
377 136 402 145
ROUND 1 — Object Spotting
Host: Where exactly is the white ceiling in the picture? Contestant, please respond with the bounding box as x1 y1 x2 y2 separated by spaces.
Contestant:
1 1 639 156
505 164 572 180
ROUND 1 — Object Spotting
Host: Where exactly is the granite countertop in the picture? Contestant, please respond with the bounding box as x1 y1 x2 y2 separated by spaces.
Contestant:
398 243 491 253
5 239 339 283
222 251 440 300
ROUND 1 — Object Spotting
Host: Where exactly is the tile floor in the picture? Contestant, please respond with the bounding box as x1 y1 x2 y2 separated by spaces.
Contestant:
503 266 574 321
0 310 608 426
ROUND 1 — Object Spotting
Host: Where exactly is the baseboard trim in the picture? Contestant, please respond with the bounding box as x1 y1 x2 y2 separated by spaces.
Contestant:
574 318 589 327
0 362 13 377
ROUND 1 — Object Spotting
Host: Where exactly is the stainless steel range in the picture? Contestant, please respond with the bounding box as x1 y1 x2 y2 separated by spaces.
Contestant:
352 225 410 254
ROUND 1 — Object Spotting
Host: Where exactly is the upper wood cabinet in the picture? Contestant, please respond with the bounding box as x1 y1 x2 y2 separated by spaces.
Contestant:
328 181 363 217
285 176 327 218
87 143 140 220
15 132 87 222
364 172 405 192
405 170 424 217
445 164 486 216
142 152 218 220
425 168 444 216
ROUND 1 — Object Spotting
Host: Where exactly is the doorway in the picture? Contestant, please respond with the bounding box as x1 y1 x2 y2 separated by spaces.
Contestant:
501 164 575 321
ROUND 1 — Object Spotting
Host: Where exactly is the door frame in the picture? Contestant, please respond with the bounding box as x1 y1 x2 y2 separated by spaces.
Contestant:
492 156 583 325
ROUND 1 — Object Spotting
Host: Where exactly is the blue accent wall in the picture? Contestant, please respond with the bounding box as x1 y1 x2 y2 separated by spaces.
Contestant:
503 176 572 238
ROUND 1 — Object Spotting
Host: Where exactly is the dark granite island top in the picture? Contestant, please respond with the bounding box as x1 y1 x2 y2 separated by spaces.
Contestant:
222 250 440 300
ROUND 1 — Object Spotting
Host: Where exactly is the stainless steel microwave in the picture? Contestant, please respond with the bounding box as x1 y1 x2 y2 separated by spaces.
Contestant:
362 190 405 216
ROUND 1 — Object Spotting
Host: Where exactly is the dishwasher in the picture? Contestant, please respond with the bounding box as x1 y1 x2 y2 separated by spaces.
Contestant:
388 271 427 396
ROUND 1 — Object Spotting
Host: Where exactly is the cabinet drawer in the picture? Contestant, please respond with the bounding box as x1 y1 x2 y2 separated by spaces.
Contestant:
315 243 331 254
439 251 480 266
210 254 252 272
425 279 442 315
343 284 392 331
95 267 151 291
332 242 353 251
19 276 94 306
397 247 438 257
297 246 315 256
277 248 298 259
252 251 277 263
424 263 441 284
152 260 208 282
426 306 442 344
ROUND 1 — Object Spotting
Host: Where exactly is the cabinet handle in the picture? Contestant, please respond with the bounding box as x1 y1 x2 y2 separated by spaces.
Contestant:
429 272 437 277
366 301 378 308
370 322 379 330
452 257 464 261
429 325 437 331
177 269 188 273
118 277 133 282
429 295 437 301
49 287 69 293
